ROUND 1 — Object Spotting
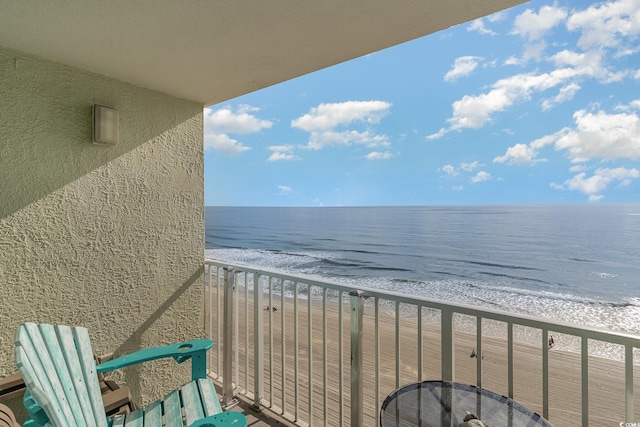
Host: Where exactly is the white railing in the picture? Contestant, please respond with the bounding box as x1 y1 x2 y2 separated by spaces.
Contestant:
204 260 640 427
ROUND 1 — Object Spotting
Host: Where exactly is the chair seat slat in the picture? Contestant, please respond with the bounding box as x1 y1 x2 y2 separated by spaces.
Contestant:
142 401 162 427
122 409 143 427
163 390 182 427
180 381 204 425
196 379 222 417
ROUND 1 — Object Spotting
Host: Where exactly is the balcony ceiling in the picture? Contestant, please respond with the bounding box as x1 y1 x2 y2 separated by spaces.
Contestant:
0 0 525 106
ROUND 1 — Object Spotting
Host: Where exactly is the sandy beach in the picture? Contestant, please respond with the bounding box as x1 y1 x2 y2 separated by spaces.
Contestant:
205 285 640 427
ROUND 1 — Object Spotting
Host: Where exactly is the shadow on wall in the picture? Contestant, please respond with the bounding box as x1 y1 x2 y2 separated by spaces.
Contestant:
111 266 206 404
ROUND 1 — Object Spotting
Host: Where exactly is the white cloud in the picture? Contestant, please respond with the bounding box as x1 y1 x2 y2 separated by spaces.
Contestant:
292 101 392 150
278 185 294 196
291 101 391 132
494 143 545 165
512 5 568 40
426 128 448 140
542 82 581 110
460 161 483 172
488 11 507 23
439 162 486 178
549 50 609 80
471 171 492 183
428 51 618 139
205 105 272 134
204 105 272 155
467 19 497 36
430 1 640 140
267 145 300 162
305 130 390 150
204 133 250 156
556 167 640 201
567 0 640 51
444 56 482 82
430 72 552 135
366 151 393 160
504 55 521 66
555 109 640 162
440 164 459 177
523 41 548 62
497 101 640 169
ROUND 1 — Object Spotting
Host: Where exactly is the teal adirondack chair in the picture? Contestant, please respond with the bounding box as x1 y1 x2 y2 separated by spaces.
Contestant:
15 323 246 427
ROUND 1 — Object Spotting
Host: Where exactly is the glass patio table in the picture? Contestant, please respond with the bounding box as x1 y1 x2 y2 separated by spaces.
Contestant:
380 381 553 427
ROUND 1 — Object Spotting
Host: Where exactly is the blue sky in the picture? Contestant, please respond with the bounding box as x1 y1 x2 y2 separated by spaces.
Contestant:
204 0 640 206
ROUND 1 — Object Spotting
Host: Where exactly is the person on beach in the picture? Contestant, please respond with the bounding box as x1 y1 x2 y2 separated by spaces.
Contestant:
470 349 476 358
548 335 554 349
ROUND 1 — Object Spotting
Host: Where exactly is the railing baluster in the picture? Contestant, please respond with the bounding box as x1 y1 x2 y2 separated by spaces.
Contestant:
253 273 264 409
625 345 634 422
338 291 344 427
281 278 287 414
217 266 222 376
395 301 400 389
508 322 514 399
476 317 482 388
234 271 239 388
323 288 328 427
206 265 214 376
542 330 549 420
375 297 380 421
350 290 364 427
245 272 249 390
222 267 235 407
294 282 299 421
268 276 274 407
581 336 589 427
418 305 423 382
308 285 313 426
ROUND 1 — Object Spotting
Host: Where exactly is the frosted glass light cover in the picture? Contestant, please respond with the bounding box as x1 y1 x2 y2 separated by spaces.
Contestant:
93 104 118 145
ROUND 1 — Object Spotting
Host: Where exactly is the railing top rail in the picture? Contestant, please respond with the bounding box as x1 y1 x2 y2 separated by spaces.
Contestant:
204 258 640 347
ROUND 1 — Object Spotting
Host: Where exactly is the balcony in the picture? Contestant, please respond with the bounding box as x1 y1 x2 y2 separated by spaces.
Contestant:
204 259 640 427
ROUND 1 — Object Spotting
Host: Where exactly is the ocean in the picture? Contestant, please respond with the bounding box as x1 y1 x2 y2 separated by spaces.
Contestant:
204 205 640 338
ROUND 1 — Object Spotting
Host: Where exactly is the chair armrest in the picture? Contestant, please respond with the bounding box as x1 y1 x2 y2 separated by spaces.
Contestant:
97 339 213 380
188 412 247 427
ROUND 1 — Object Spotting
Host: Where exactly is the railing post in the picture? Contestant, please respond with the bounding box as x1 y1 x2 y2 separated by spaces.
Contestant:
253 273 264 410
350 290 365 427
222 267 236 407
441 308 455 382
625 345 634 422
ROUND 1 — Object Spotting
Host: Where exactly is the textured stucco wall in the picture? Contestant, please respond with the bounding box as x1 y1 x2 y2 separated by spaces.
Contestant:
0 46 205 415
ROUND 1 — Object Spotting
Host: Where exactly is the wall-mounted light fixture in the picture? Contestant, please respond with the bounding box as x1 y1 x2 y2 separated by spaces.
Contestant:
92 104 118 145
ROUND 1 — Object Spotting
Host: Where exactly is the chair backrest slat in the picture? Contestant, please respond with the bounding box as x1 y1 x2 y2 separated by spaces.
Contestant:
15 323 108 427
38 324 87 426
16 323 73 427
56 325 102 427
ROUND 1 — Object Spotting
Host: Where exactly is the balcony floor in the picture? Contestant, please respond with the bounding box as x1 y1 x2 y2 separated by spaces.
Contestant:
226 396 297 427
